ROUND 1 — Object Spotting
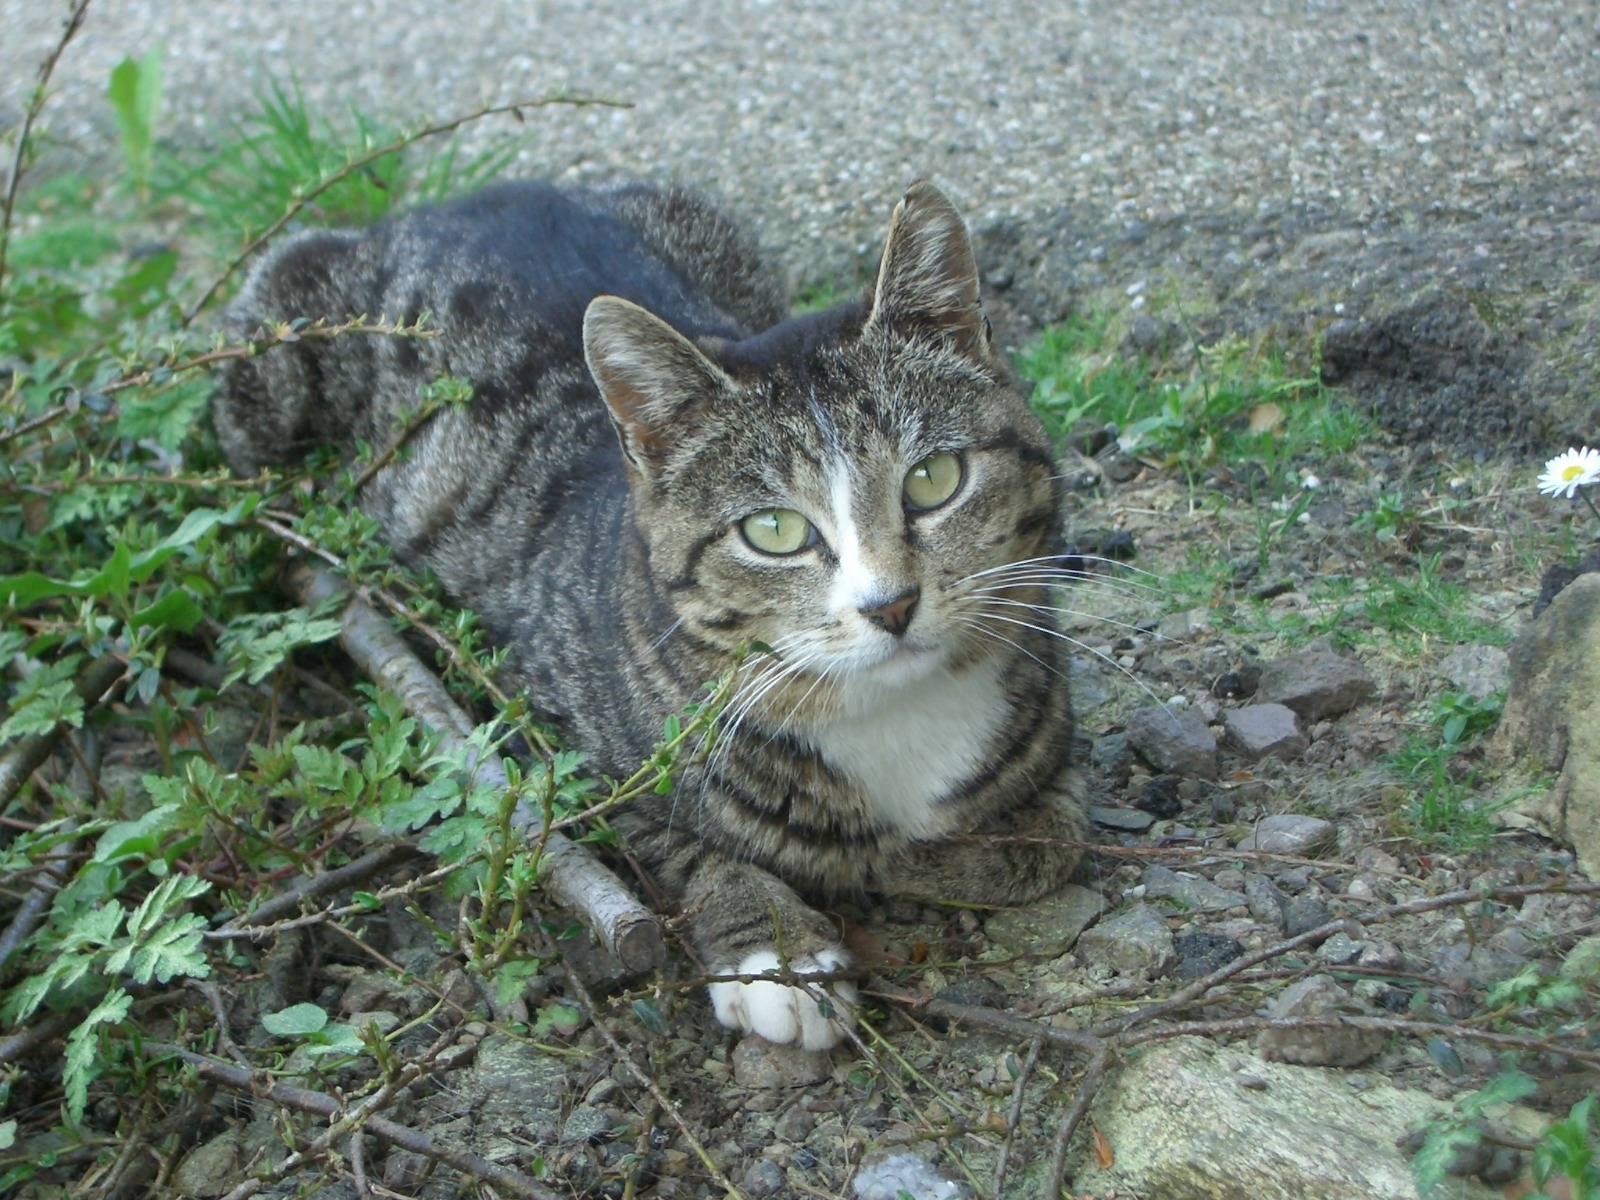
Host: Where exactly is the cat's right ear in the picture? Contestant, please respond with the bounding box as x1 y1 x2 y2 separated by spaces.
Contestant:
583 296 733 475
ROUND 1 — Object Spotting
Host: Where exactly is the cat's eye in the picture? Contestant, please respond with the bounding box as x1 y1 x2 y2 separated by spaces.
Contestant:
739 508 816 556
903 452 964 512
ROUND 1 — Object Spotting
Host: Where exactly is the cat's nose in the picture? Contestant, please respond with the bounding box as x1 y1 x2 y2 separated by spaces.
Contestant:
859 587 920 637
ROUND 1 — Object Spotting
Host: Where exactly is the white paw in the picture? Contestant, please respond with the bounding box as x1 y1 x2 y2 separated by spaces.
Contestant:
708 948 858 1050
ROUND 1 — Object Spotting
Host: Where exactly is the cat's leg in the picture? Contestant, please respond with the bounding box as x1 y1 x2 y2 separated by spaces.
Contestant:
685 857 858 1051
874 768 1089 906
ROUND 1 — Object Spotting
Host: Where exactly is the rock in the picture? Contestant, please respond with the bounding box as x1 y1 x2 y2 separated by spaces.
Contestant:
1221 704 1308 762
1281 895 1334 937
1236 814 1336 856
1069 656 1115 711
1256 648 1377 721
1141 866 1245 913
1125 705 1219 780
561 1106 617 1145
1243 873 1287 925
1560 933 1600 983
1438 644 1510 702
1135 774 1184 817
1172 931 1246 980
1257 975 1385 1067
173 1129 245 1197
1090 732 1133 777
1077 1036 1507 1200
1077 904 1174 976
1089 804 1155 832
852 1153 962 1199
742 1160 787 1196
1211 666 1261 700
774 1104 816 1141
460 1034 568 1143
1157 608 1212 641
732 1036 833 1088
932 976 1006 1009
1492 573 1600 876
1316 932 1367 965
984 884 1104 954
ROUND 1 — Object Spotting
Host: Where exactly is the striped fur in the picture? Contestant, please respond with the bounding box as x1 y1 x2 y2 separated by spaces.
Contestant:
213 180 1087 1048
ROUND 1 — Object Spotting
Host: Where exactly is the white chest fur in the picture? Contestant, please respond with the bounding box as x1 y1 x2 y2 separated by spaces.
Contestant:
810 657 1010 839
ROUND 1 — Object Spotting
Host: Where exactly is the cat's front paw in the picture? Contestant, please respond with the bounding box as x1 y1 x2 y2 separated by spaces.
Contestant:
707 948 858 1050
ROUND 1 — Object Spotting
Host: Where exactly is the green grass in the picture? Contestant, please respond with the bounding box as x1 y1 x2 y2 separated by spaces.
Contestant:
1015 310 1373 480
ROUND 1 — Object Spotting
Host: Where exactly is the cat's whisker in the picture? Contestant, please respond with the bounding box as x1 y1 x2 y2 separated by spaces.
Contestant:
961 605 1172 712
966 576 1157 606
956 552 1162 586
649 617 685 651
950 616 1076 689
968 594 1178 643
968 567 1165 595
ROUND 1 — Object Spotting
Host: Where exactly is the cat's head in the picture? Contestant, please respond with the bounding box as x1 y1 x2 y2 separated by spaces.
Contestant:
583 182 1060 710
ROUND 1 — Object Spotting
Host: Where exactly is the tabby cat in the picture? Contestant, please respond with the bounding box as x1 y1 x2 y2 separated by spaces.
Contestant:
213 179 1087 1049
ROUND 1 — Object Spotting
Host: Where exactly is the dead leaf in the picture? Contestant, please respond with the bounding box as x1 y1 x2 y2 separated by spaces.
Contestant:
1248 402 1284 434
1091 1125 1115 1169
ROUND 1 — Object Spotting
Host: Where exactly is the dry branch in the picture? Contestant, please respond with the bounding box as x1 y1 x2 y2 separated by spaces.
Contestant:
217 842 422 933
290 564 665 972
151 1041 558 1199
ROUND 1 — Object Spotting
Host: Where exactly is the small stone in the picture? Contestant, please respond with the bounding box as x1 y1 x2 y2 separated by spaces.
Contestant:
1172 931 1246 980
1069 656 1115 711
985 885 1104 954
742 1159 787 1196
1236 814 1336 856
1090 732 1132 777
1256 648 1377 721
1257 975 1385 1066
1135 774 1184 817
1438 644 1510 702
1211 666 1261 699
1316 932 1366 964
1559 933 1600 982
732 1037 832 1088
1089 804 1156 832
1078 904 1175 977
1141 866 1246 913
1157 607 1212 641
1243 873 1286 925
1125 705 1220 779
561 1106 617 1145
1282 895 1334 937
774 1104 816 1141
172 1130 244 1197
1222 704 1309 762
932 977 1007 1009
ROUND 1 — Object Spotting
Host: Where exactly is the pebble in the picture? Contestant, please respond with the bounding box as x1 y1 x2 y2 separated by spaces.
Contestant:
1126 704 1220 779
1221 703 1309 762
732 1037 833 1089
1257 975 1385 1067
742 1160 787 1196
1255 647 1377 723
1281 894 1334 938
1089 804 1156 832
1141 865 1246 913
1172 930 1246 980
1077 904 1175 976
1235 814 1336 856
1135 774 1184 817
1437 644 1510 702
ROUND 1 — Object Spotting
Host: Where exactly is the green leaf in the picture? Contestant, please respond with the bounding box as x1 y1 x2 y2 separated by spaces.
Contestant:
491 958 544 1011
107 50 163 193
0 1119 14 1150
62 988 132 1124
94 803 183 866
630 998 667 1034
262 1002 329 1037
132 587 205 634
531 1000 583 1036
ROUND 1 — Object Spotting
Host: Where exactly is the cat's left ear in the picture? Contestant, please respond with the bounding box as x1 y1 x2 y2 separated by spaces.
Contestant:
583 296 734 476
863 180 992 363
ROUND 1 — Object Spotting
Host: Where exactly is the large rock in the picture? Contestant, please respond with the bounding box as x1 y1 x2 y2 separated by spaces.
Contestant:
1235 814 1336 857
1125 705 1219 780
984 884 1104 954
1075 1037 1507 1200
1493 573 1600 876
1256 648 1376 721
1256 975 1385 1067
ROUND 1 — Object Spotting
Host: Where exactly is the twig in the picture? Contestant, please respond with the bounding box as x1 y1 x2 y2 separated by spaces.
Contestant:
182 93 629 323
290 564 664 972
1046 1038 1110 1200
215 841 422 933
992 1035 1042 1197
150 1041 558 1199
0 0 91 297
0 1008 74 1064
0 655 123 807
345 401 445 498
205 861 456 940
0 814 76 976
552 939 744 1200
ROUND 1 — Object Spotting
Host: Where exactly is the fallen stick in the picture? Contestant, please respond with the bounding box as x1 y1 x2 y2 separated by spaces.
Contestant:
290 564 664 972
151 1041 558 1200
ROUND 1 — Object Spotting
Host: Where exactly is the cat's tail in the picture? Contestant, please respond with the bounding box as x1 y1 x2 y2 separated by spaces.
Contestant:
211 228 379 475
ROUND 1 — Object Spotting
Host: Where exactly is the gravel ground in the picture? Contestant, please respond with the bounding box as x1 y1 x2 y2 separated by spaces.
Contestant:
5 0 1599 446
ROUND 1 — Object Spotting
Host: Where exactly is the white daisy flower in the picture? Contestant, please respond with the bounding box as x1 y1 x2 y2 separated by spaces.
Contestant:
1538 446 1600 499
